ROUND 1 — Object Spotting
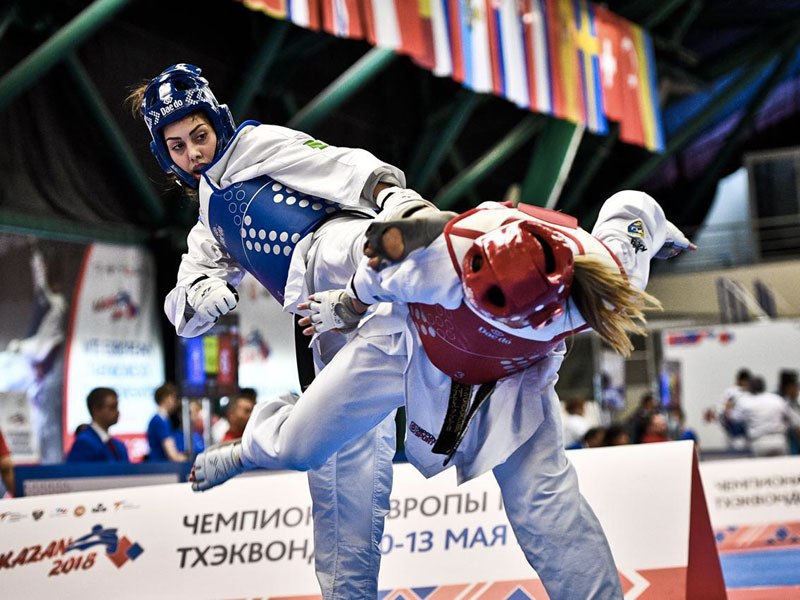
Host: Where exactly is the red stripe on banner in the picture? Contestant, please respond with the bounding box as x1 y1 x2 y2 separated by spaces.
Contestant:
360 0 376 45
447 0 464 82
687 452 728 600
636 567 687 598
485 0 503 95
307 0 322 30
345 0 364 38
728 587 800 599
62 244 94 456
396 1 423 59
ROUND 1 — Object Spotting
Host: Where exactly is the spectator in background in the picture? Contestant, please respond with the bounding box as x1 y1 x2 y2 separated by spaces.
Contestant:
172 399 205 458
222 391 257 443
667 405 698 444
0 426 14 497
599 372 625 426
779 370 800 455
66 388 129 463
640 413 670 444
628 393 657 444
562 396 589 448
707 368 750 450
566 426 606 450
147 383 187 462
736 376 800 457
604 424 630 446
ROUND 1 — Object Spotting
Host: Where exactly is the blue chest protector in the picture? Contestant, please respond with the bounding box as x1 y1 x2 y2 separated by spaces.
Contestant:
206 175 343 303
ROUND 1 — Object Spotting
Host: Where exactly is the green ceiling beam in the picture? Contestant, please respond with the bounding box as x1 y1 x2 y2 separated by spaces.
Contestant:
616 46 789 193
642 0 688 29
231 20 290 118
0 4 17 44
699 16 800 80
519 119 584 208
434 115 545 210
64 54 165 226
287 47 397 132
670 0 702 45
558 123 619 214
0 209 149 244
0 0 132 112
680 42 800 222
407 92 482 193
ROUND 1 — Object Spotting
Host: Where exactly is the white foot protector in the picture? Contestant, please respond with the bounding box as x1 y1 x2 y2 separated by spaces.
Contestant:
192 440 253 492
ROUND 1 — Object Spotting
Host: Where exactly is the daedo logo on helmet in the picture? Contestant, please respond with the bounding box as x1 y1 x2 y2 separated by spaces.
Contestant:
160 98 184 116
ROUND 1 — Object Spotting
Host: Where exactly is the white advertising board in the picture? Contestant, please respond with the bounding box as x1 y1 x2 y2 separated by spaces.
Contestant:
0 442 722 599
63 243 165 461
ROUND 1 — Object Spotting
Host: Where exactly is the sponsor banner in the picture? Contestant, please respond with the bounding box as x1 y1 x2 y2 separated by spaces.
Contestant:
0 390 39 463
63 244 165 461
236 274 300 398
700 455 800 549
0 441 722 599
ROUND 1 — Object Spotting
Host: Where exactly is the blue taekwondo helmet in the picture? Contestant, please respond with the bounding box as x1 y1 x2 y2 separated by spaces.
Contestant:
140 64 236 188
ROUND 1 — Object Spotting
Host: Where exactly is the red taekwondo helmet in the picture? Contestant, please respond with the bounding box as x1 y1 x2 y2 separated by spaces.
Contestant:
461 219 575 329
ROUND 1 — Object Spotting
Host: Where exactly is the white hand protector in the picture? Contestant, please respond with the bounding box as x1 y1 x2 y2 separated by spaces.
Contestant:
186 275 239 320
192 440 251 492
655 221 693 259
306 289 365 334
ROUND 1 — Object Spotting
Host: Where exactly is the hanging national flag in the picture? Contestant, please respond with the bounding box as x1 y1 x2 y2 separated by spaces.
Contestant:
430 0 453 76
545 0 583 125
360 0 402 48
485 0 505 96
416 0 438 70
616 17 646 148
573 0 607 133
443 0 468 83
463 0 493 93
496 0 530 108
520 0 552 114
632 23 664 151
288 0 322 29
322 0 365 38
594 4 623 122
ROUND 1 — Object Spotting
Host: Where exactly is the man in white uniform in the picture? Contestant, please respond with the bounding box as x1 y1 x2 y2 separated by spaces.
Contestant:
195 191 694 599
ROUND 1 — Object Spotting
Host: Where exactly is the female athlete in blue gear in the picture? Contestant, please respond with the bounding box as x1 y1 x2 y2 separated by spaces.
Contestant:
129 63 433 600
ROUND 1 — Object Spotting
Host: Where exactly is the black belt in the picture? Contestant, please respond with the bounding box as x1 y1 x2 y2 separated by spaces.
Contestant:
432 379 497 466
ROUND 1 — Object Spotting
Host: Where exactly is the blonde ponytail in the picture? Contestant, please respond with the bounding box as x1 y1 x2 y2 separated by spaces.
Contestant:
570 255 662 356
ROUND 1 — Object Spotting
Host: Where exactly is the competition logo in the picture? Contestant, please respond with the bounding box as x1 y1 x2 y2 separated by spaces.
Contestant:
66 524 144 569
0 524 143 576
92 291 139 320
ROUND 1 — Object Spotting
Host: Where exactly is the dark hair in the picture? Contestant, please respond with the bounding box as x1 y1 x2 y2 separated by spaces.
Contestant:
779 369 798 389
237 388 258 402
583 427 606 444
736 369 752 383
565 396 585 415
87 387 117 417
155 383 178 405
749 376 766 395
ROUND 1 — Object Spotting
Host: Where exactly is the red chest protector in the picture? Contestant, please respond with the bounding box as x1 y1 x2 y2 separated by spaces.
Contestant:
408 203 590 385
